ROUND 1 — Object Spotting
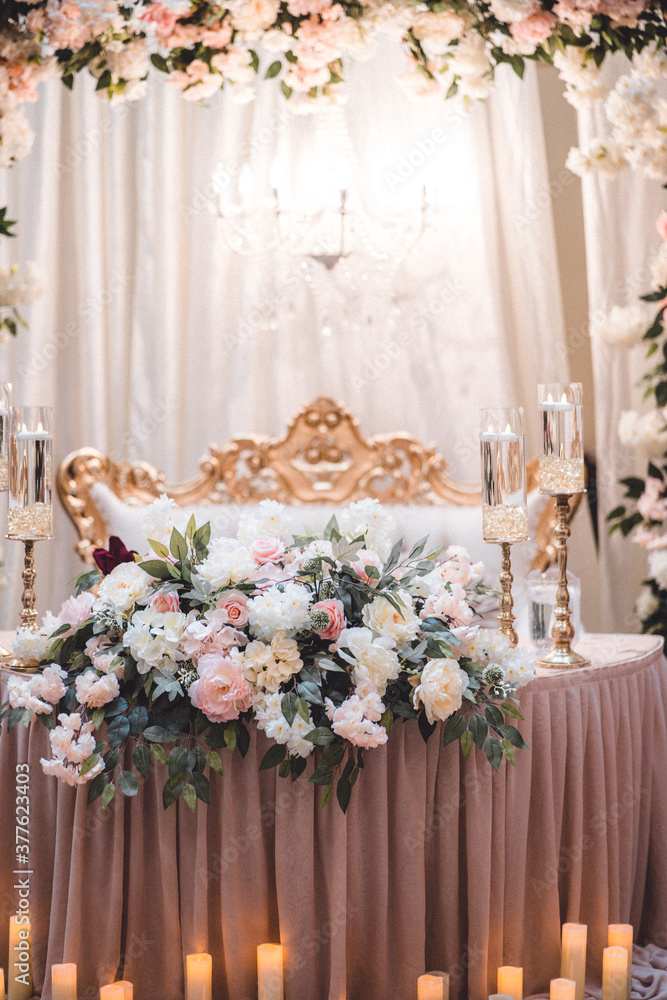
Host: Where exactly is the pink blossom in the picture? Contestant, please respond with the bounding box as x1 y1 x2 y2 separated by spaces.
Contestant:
140 2 179 38
656 212 667 242
311 598 346 641
201 21 233 48
75 671 120 709
189 653 252 722
637 478 667 522
325 688 387 748
250 535 286 565
509 11 556 47
59 591 95 628
287 0 332 14
421 583 474 627
152 590 181 613
215 590 250 627
633 525 667 551
350 549 383 585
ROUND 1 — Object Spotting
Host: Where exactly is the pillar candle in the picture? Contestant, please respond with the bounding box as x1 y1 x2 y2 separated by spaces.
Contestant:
602 946 628 1000
608 924 633 1000
426 972 450 1000
7 916 31 1000
561 923 587 1000
186 954 212 1000
52 964 77 1000
0 968 5 1000
114 982 133 1000
100 987 125 1000
489 995 514 999
497 966 523 1000
418 974 444 1000
550 978 576 1000
258 943 284 1000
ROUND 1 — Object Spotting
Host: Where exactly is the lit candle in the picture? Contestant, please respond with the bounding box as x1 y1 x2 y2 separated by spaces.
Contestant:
550 978 576 1000
8 916 31 1000
480 407 528 543
608 924 632 1000
418 974 444 1000
52 964 77 1000
538 383 585 494
258 943 284 1000
560 923 587 1000
489 995 514 1000
497 966 523 1000
602 946 628 1000
114 982 133 1000
186 953 212 1000
426 972 450 1000
539 392 573 412
100 987 125 1000
0 967 5 1000
8 406 53 539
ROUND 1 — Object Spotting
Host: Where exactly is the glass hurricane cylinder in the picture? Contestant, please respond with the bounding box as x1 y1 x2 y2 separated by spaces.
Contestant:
8 406 53 540
538 383 585 495
480 407 527 542
0 383 11 492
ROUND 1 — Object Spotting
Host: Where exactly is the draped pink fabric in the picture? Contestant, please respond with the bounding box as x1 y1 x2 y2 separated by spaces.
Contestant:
1 634 666 1000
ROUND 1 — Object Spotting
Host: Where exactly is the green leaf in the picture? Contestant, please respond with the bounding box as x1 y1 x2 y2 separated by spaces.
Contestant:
336 776 351 813
150 743 169 765
497 724 528 749
278 758 291 779
162 773 185 809
224 725 237 755
189 771 211 804
501 739 516 766
304 726 335 746
259 744 287 770
309 766 334 786
648 462 664 482
297 681 325 707
281 691 298 726
483 737 503 772
95 69 112 92
170 528 188 562
128 705 149 737
207 750 223 775
380 709 393 735
87 772 106 805
36 711 55 731
469 714 488 750
321 741 346 768
80 753 101 777
148 539 170 559
265 60 282 79
460 730 474 759
107 715 130 748
183 783 197 812
132 743 151 780
620 477 646 499
296 697 310 723
442 714 467 746
139 560 173 581
101 782 116 809
103 747 120 774
500 700 524 721
168 746 190 778
92 708 105 730
281 81 293 99
484 704 504 728
118 770 139 797
607 505 627 521
290 756 307 781
185 514 197 541
236 722 250 758
418 710 436 743
319 784 334 809
151 52 170 73
143 725 177 743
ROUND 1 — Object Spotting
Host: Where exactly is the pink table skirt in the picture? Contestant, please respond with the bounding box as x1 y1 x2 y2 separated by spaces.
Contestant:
1 633 666 1000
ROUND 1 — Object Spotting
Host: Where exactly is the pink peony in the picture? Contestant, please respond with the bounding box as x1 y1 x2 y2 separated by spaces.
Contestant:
215 589 250 627
58 591 95 628
287 0 332 13
349 549 383 585
421 582 474 627
189 653 252 723
311 598 346 641
152 590 181 613
140 2 179 37
657 212 667 242
509 11 557 47
250 535 286 565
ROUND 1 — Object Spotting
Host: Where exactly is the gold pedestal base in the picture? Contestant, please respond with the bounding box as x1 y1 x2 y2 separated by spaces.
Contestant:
538 492 589 669
538 647 590 670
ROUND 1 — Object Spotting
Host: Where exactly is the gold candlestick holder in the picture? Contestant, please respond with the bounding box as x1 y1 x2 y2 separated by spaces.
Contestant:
538 494 589 669
3 539 46 672
498 541 518 648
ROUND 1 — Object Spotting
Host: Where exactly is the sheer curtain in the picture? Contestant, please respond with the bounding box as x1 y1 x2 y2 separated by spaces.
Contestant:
577 56 666 633
0 48 570 628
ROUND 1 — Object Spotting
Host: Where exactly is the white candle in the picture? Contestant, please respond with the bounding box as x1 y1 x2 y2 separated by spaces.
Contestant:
561 923 587 1000
539 393 573 411
550 978 576 1000
52 964 77 1000
426 972 450 1000
258 943 284 1000
602 946 628 1000
114 981 133 1000
418 974 444 1000
100 987 125 1000
497 966 523 1000
14 431 50 441
8 916 31 1000
608 924 632 1000
186 954 212 1000
0 968 5 1000
489 995 514 999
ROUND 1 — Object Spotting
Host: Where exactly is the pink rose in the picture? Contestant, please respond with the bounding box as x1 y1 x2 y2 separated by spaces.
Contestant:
58 591 95 628
350 549 383 586
189 654 252 723
510 11 556 46
656 212 667 242
152 590 181 613
311 599 346 642
250 536 286 565
215 589 250 627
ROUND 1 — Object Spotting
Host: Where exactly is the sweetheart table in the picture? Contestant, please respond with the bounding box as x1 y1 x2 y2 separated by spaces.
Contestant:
0 633 666 1000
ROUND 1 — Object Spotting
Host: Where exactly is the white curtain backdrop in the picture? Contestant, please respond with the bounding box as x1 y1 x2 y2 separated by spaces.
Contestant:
578 55 666 633
0 47 572 628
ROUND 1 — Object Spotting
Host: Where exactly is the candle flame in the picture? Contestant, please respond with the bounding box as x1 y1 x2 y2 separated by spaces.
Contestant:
37 422 44 433
504 423 512 434
487 423 494 434
560 393 568 404
547 392 553 403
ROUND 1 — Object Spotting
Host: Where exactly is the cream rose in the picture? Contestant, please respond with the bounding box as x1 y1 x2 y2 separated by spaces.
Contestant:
243 632 303 692
96 561 152 613
361 590 420 646
413 658 468 724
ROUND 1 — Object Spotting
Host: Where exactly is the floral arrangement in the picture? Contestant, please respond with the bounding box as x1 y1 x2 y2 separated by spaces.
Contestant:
0 498 533 812
0 207 42 342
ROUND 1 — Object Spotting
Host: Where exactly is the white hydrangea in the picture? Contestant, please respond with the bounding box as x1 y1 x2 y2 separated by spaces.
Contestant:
194 538 256 590
338 499 396 561
566 140 626 177
124 606 188 674
253 691 315 757
248 582 312 641
648 550 667 591
589 305 650 347
337 626 400 696
636 586 659 620
498 646 535 687
618 409 667 455
465 628 511 667
237 499 290 543
12 626 52 665
632 44 667 81
142 493 177 545
554 48 608 108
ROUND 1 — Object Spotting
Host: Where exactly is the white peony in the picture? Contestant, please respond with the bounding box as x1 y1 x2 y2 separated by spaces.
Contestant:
12 626 52 665
96 561 152 613
361 590 420 646
228 0 281 35
142 493 178 545
338 626 400 696
618 409 667 455
489 0 535 22
243 632 303 691
338 498 396 561
589 305 650 347
413 657 468 724
237 499 290 543
247 583 312 641
195 538 256 590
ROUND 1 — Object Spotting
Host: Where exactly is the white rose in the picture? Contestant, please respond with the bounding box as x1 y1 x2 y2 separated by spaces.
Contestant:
96 561 152 613
489 0 535 23
361 590 420 646
413 658 468 724
338 626 400 696
637 586 659 620
649 550 667 590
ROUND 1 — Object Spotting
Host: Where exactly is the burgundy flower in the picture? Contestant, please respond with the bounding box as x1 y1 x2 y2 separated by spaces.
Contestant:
93 536 137 576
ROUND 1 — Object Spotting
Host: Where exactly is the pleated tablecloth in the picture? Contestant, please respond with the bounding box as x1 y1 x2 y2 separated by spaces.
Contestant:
1 633 666 1000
